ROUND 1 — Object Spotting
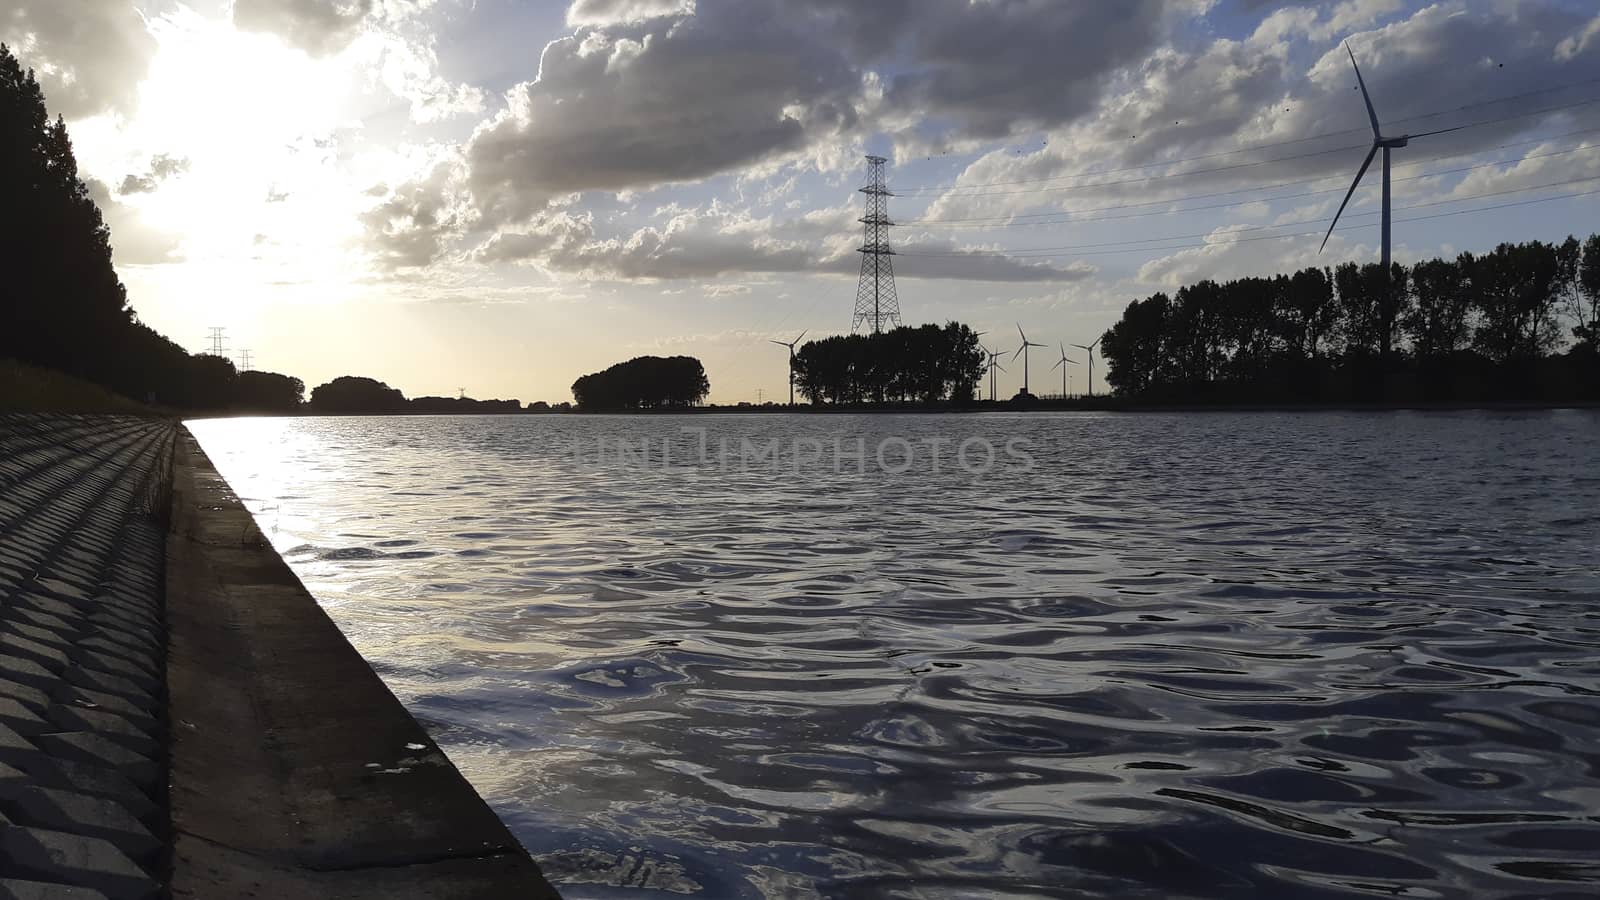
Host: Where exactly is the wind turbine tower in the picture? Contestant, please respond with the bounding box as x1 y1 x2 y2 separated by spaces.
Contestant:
1072 337 1102 398
1013 324 1045 397
1322 42 1463 360
769 331 807 406
1051 343 1079 399
852 155 902 334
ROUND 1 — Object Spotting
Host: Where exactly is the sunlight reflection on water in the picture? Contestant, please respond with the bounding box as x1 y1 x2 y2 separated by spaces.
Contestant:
189 411 1600 899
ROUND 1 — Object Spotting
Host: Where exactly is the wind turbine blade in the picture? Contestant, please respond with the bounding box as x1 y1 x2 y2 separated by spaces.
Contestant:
1072 344 1090 351
1013 345 1025 361
1321 144 1378 253
1051 359 1064 371
1017 323 1027 342
769 340 788 346
1089 337 1101 350
1346 43 1381 140
795 330 807 343
1408 125 1466 139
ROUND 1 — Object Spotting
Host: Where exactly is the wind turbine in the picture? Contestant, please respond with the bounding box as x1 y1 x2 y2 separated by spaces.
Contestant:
769 330 806 406
1013 324 1045 397
1071 337 1101 398
982 347 1007 402
1321 42 1463 358
1051 343 1079 399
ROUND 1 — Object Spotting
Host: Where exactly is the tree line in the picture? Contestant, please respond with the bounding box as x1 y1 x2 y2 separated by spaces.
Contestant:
793 323 984 405
1099 237 1600 403
571 356 710 410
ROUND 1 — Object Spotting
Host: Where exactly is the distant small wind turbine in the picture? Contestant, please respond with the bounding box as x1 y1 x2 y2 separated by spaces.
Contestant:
1322 42 1464 357
1072 337 1101 398
1051 343 1079 398
1013 324 1045 396
982 346 1006 402
769 331 807 406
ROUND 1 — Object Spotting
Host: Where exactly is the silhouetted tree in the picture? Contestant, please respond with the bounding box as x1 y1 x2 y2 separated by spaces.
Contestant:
1100 237 1598 403
234 371 305 412
1 44 133 388
571 356 709 410
791 323 983 406
1572 234 1600 354
310 376 408 413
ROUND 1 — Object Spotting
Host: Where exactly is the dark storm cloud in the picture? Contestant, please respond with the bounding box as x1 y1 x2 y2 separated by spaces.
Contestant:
233 0 374 55
462 0 1183 224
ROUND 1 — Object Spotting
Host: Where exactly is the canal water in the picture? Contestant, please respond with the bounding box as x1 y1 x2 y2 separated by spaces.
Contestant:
189 411 1600 899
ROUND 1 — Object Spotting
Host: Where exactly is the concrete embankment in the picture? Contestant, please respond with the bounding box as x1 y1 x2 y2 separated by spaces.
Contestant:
1 414 560 899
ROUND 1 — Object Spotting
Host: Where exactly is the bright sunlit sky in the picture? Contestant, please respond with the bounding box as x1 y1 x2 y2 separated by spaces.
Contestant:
8 0 1600 402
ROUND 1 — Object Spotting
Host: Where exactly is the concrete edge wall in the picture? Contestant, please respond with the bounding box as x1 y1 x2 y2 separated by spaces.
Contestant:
165 427 561 899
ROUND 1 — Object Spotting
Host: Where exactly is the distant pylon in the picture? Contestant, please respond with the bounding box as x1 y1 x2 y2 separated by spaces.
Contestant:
238 349 253 372
206 327 227 355
851 155 902 334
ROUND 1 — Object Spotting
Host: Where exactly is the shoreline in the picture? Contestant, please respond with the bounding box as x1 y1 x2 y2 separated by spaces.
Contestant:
165 427 561 898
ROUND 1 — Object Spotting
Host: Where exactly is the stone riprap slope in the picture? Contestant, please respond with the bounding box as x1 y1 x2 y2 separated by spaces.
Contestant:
0 414 175 899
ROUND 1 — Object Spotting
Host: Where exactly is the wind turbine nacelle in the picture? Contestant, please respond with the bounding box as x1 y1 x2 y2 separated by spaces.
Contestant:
1387 136 1409 148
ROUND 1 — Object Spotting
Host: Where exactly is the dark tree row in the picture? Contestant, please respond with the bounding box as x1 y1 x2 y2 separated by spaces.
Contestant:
1 43 313 412
1099 237 1600 403
571 356 710 410
792 323 984 405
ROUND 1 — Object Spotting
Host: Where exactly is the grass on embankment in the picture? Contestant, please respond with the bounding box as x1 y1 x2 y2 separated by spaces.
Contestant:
0 358 164 415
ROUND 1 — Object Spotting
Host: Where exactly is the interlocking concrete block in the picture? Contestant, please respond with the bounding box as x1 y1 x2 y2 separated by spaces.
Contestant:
0 878 112 899
0 699 48 737
0 655 58 693
43 708 154 759
11 759 155 824
0 678 51 715
0 787 160 861
13 596 81 626
31 735 156 789
0 723 42 768
1 625 72 656
70 642 156 681
5 610 78 641
51 692 153 735
0 637 68 675
0 826 156 900
62 668 148 707
68 655 155 698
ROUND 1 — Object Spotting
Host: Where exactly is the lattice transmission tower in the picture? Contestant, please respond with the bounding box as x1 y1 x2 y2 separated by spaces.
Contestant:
851 155 901 334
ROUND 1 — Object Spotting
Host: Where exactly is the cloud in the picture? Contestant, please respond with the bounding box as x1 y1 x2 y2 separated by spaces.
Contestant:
233 0 374 56
86 179 183 265
466 6 861 224
1 0 157 118
117 155 190 195
565 0 695 27
362 160 471 269
475 203 1094 283
919 1 1600 222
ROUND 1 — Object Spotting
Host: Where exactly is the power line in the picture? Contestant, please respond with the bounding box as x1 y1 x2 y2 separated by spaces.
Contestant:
907 137 1600 230
891 94 1600 200
897 175 1600 258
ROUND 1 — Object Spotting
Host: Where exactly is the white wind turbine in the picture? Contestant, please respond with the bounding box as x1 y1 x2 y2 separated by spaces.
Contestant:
1051 343 1079 398
1071 336 1101 398
1321 43 1465 355
982 347 1007 402
1013 324 1045 397
769 331 806 406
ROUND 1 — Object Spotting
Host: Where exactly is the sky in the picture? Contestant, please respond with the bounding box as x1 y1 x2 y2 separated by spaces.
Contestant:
6 0 1600 403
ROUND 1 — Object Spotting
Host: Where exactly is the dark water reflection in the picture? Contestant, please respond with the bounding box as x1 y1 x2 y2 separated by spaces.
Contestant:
189 411 1600 899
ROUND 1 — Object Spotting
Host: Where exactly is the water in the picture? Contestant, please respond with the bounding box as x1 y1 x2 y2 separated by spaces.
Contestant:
187 412 1600 899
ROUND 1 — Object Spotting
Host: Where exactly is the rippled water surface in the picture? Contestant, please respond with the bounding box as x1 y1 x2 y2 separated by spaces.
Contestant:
188 412 1600 899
